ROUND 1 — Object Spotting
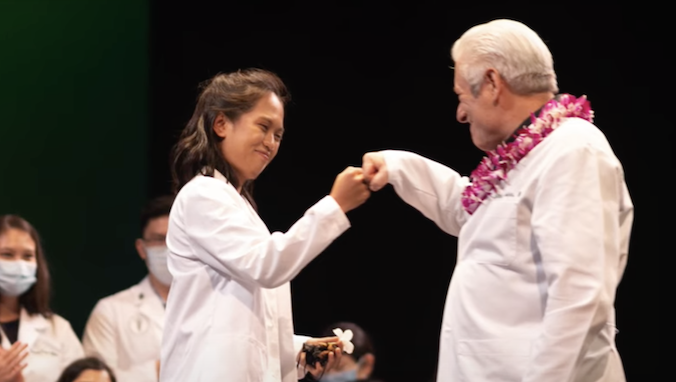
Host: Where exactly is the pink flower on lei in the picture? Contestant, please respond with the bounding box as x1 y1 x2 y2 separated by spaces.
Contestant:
461 94 594 215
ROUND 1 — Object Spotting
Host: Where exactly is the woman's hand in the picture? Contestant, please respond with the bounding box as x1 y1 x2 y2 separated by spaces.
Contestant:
297 336 343 379
330 167 371 213
0 342 27 382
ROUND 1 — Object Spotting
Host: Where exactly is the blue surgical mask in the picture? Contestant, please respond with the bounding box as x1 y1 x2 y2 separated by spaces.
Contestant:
145 245 173 286
320 369 357 382
0 259 37 297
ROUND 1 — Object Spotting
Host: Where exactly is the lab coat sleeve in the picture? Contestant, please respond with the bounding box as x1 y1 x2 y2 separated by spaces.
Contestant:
293 334 311 379
82 301 156 381
57 316 85 371
381 150 469 236
523 144 628 381
182 179 351 289
82 301 120 370
82 300 119 367
293 334 311 355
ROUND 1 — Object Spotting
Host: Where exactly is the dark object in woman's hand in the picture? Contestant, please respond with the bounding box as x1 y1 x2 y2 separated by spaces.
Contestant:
300 341 340 367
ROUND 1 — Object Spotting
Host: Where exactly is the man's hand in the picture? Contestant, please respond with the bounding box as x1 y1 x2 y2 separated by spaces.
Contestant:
362 152 388 191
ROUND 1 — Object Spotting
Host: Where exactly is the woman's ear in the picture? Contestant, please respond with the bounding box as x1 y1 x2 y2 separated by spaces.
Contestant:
213 113 231 139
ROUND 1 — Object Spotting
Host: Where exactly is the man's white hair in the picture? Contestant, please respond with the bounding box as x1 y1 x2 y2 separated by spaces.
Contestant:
451 19 559 96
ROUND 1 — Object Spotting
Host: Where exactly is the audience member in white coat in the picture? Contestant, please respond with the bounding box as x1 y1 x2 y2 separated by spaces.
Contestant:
362 19 634 382
0 215 84 382
82 195 174 382
159 68 370 382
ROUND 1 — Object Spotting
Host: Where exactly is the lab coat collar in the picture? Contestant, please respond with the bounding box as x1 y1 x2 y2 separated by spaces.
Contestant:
197 167 228 184
135 276 165 328
212 168 227 183
1 308 50 349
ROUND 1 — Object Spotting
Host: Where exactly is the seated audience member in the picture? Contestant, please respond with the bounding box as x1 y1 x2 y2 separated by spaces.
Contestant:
56 356 116 382
0 215 84 382
315 321 383 382
82 196 174 382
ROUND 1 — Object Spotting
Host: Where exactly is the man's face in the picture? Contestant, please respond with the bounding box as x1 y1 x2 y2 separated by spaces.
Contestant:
453 64 505 151
138 216 169 260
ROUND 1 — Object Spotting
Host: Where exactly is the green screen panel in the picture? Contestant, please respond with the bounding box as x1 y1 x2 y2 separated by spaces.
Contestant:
0 1 149 337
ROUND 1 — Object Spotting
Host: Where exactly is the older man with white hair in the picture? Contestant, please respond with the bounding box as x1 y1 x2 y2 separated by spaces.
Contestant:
362 19 633 382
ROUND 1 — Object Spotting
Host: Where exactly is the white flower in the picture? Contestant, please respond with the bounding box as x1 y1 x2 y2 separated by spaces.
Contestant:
332 328 354 354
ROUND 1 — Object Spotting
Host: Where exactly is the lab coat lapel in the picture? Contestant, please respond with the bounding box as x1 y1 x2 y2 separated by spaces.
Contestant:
137 277 165 329
18 308 49 349
212 170 269 232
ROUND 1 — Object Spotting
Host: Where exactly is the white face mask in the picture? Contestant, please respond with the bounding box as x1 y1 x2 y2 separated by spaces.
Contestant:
321 368 358 382
0 259 37 297
145 245 173 286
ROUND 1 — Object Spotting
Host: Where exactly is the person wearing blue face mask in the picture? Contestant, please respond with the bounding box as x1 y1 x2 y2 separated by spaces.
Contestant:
82 195 175 382
0 214 84 382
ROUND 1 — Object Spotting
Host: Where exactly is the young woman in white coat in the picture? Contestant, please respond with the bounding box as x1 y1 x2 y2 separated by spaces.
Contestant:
0 215 84 382
159 68 371 382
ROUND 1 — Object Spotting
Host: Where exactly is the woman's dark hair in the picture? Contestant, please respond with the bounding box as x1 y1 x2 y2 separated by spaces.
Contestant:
56 357 117 382
171 68 290 208
0 215 51 317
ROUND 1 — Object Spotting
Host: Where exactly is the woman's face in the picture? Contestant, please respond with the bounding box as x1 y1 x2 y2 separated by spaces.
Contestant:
214 92 285 185
0 229 36 263
73 369 112 382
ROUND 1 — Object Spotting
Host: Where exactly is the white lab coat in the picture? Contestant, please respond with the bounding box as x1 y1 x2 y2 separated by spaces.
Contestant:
383 117 633 382
159 170 350 382
82 276 164 382
0 308 84 382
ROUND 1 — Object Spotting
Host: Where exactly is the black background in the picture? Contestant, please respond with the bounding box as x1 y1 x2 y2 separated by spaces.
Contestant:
148 3 657 381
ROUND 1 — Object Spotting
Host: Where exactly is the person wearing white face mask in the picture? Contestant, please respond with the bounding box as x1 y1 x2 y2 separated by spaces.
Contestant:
82 196 174 382
0 214 84 382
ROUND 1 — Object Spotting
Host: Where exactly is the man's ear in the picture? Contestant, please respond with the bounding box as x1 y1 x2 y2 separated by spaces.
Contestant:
135 238 147 261
213 113 232 139
357 353 375 379
484 68 504 104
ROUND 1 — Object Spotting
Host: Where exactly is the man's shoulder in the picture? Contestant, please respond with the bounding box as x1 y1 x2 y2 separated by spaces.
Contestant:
544 117 615 156
551 117 603 143
94 280 145 310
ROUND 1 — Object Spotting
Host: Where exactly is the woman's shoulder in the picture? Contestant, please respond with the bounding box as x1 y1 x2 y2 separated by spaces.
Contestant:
172 173 244 221
47 312 75 328
180 173 230 195
178 172 240 201
23 311 75 333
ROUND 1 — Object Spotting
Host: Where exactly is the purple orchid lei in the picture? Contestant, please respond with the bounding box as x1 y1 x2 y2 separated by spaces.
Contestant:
461 94 594 215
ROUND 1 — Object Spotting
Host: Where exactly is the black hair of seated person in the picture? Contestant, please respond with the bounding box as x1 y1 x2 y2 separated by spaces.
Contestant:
56 357 117 382
321 321 375 360
140 194 175 234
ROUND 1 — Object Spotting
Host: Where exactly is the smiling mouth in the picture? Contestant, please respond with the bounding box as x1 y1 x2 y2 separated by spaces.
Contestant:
256 151 270 161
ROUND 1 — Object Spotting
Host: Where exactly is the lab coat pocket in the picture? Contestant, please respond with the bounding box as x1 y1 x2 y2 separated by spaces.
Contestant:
27 336 62 379
468 197 518 266
118 324 160 369
457 338 531 382
198 334 266 381
30 334 61 356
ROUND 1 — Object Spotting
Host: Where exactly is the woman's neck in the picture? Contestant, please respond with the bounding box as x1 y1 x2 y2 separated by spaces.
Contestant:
0 295 21 322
